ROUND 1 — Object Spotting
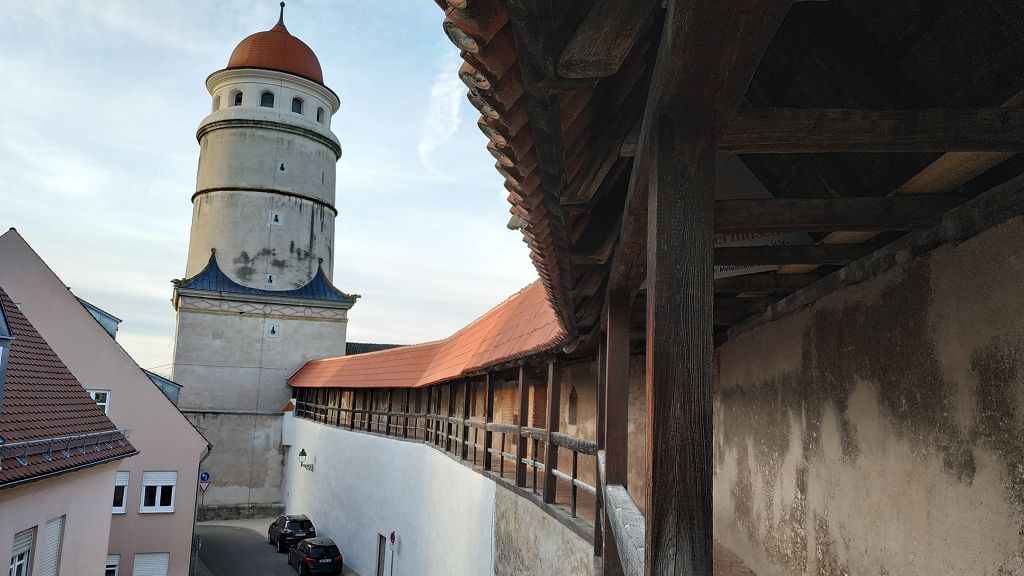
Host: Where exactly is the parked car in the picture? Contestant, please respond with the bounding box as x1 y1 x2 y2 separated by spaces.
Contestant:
268 514 317 553
287 537 344 575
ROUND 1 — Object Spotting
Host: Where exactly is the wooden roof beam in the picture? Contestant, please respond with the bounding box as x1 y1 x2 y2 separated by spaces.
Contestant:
557 0 660 79
723 108 1024 153
713 272 819 293
715 244 875 266
608 0 795 293
715 195 965 233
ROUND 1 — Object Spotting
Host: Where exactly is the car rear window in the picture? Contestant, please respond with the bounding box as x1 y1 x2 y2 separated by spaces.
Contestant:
287 520 312 530
309 545 340 558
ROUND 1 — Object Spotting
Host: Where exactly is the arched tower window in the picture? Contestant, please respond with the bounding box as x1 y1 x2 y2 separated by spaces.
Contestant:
212 95 221 112
316 107 324 123
231 90 243 107
291 97 303 114
260 91 275 108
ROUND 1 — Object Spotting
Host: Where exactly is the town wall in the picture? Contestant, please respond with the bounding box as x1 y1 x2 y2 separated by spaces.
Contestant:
284 417 594 576
713 215 1024 575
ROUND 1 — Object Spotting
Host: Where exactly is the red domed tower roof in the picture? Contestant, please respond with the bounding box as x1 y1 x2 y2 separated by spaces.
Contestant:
226 3 324 85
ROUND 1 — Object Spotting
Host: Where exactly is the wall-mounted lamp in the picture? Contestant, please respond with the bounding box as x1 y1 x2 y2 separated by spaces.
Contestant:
297 448 314 472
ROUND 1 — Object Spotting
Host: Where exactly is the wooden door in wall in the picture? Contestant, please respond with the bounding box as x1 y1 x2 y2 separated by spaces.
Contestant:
376 534 386 576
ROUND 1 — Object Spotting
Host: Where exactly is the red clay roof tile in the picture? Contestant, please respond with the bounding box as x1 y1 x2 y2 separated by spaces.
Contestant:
288 281 564 389
0 287 135 487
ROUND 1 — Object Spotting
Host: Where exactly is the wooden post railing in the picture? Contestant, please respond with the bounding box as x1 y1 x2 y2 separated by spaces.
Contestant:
515 365 529 487
543 359 561 503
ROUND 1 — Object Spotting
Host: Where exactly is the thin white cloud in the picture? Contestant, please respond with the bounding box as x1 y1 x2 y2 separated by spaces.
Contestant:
417 51 466 176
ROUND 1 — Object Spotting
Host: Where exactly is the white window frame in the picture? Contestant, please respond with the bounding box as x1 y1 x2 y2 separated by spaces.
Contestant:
9 527 36 576
132 552 169 576
113 471 129 514
139 472 176 514
105 555 120 576
88 389 111 414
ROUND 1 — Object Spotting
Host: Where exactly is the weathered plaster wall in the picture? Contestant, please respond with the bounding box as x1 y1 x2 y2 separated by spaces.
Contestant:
185 412 283 514
284 418 594 576
173 298 346 512
494 487 594 576
714 216 1024 575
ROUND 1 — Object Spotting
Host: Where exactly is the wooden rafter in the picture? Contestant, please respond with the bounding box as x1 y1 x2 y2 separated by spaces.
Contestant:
714 195 965 233
715 244 876 266
557 0 660 79
722 108 1024 153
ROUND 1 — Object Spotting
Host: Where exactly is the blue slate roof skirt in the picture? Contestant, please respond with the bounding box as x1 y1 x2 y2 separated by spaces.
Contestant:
173 252 358 306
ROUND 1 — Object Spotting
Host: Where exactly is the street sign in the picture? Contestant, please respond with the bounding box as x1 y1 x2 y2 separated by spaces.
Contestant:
199 481 211 493
199 471 210 482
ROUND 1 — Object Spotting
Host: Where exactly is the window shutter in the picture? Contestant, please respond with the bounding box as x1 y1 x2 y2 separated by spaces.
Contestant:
142 472 176 486
37 517 64 576
132 553 169 576
116 471 129 484
11 528 34 556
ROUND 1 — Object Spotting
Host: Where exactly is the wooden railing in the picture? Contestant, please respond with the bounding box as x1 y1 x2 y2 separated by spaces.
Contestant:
294 398 599 525
598 450 645 576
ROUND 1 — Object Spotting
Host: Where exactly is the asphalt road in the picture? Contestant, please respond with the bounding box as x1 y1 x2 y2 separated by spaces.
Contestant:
196 525 298 576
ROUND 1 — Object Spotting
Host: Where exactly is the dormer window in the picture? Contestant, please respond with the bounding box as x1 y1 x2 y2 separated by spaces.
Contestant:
291 97 303 114
316 107 324 123
231 90 243 107
261 91 275 108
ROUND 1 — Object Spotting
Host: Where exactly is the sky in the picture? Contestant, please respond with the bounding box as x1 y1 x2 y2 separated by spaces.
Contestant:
0 0 538 375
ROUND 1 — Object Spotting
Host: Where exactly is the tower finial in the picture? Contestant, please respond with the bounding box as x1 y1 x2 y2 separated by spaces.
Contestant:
278 2 286 27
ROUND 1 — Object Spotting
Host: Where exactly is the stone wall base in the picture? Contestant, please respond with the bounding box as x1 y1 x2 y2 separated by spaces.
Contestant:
198 503 284 521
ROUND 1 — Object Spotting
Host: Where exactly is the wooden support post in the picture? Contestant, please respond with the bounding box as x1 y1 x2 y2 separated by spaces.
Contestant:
403 389 411 438
543 359 562 503
446 383 455 453
646 111 715 574
571 450 579 518
386 389 394 437
349 389 356 430
594 334 607 556
483 372 495 471
605 288 630 487
367 389 375 432
515 365 529 487
461 381 471 461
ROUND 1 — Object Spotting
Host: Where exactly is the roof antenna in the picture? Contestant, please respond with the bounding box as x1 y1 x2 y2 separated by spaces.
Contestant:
277 2 286 27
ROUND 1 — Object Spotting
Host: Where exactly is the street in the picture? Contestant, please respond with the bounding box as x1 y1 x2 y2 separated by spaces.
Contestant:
197 525 297 576
196 521 361 576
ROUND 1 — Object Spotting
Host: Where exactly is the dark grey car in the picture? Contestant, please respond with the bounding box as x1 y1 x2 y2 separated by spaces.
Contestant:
267 514 316 553
287 537 344 575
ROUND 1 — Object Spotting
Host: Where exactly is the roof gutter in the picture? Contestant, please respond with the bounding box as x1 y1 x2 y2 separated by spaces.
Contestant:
0 449 138 491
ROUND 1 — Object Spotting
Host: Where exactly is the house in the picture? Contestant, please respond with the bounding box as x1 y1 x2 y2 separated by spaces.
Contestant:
0 229 210 576
0 286 137 576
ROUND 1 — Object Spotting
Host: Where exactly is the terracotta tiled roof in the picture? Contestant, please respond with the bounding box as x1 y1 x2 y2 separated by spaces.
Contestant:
435 1 657 335
227 18 324 85
0 287 135 487
289 281 565 389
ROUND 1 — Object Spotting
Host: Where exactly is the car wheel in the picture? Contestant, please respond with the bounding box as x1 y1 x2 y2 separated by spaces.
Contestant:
277 539 286 553
268 532 273 545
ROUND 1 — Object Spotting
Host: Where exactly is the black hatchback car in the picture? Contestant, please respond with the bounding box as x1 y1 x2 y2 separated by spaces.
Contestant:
287 537 344 575
268 514 316 552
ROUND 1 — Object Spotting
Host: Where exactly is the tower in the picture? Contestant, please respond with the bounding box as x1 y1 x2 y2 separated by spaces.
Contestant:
171 3 356 518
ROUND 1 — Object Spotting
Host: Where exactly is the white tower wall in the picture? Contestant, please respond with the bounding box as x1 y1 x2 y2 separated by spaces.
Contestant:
187 69 342 288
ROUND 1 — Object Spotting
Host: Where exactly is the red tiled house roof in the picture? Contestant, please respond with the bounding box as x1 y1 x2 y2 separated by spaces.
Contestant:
0 287 136 487
288 281 564 389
